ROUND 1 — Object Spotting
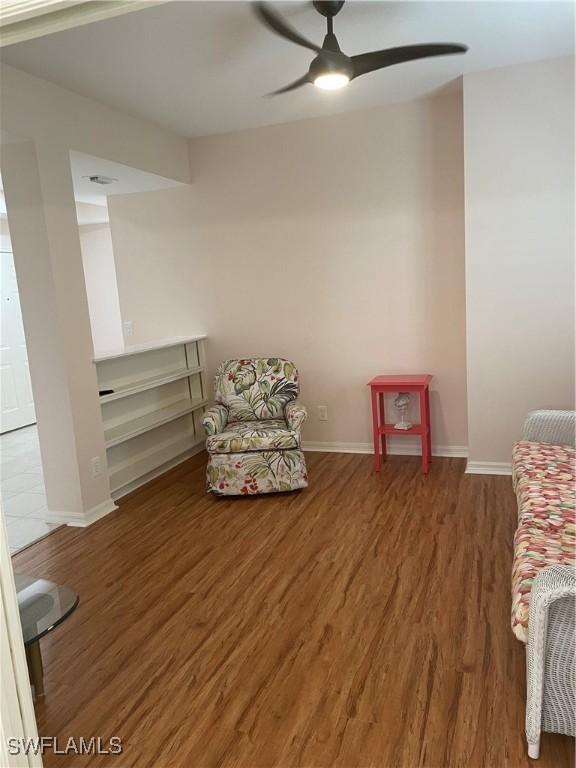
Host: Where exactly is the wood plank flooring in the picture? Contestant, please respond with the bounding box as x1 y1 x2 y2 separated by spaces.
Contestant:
12 452 575 768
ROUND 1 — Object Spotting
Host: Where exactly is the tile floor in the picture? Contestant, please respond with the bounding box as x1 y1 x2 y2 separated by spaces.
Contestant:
1 425 60 554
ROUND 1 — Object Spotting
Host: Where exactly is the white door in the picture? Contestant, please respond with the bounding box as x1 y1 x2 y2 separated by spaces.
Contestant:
0 251 36 434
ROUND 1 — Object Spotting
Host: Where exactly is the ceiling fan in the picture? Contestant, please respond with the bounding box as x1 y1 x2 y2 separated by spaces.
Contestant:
254 1 467 94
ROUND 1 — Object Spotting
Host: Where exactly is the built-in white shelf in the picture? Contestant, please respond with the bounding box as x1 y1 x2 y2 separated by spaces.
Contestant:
108 434 206 496
95 336 208 498
99 365 203 404
104 397 208 448
94 335 207 363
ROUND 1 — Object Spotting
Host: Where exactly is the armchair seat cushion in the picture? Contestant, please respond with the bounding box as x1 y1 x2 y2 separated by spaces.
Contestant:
513 441 575 507
511 440 575 642
206 419 299 454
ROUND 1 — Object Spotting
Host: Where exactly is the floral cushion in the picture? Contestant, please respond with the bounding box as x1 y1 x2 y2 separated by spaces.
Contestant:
207 450 308 495
511 440 576 642
214 358 299 422
513 439 575 486
206 419 299 454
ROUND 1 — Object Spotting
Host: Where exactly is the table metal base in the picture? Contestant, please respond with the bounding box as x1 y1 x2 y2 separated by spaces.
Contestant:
25 641 44 699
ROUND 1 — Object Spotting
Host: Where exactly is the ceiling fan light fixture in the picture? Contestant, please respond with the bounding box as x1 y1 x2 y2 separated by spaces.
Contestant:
254 2 468 98
313 72 350 90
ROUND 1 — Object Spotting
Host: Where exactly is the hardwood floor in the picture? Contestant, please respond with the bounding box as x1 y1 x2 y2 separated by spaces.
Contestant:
12 452 574 768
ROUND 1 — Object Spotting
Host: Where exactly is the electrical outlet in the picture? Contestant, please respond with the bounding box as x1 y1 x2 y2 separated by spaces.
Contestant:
318 405 328 421
91 456 102 478
122 320 133 340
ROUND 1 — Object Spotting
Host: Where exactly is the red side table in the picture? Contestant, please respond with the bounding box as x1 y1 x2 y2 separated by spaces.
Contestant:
367 374 433 474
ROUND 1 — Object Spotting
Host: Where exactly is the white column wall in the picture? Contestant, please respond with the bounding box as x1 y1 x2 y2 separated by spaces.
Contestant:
463 57 575 470
2 139 115 524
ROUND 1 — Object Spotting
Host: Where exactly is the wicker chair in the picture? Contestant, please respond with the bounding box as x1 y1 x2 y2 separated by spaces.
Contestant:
512 410 576 759
202 358 308 495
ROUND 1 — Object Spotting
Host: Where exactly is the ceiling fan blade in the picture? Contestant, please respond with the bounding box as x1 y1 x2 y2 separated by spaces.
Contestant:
253 2 323 54
268 74 311 96
351 44 467 78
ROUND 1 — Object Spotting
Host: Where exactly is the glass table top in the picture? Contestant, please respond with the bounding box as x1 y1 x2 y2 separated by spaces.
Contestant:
15 575 79 645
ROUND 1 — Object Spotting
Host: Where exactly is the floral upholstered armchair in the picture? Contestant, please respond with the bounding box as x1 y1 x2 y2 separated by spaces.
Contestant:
202 358 308 495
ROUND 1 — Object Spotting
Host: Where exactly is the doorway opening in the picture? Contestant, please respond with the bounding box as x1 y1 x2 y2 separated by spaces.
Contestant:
0 209 56 553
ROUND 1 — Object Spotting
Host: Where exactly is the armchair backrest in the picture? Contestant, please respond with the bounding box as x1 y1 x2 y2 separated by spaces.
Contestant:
214 358 300 422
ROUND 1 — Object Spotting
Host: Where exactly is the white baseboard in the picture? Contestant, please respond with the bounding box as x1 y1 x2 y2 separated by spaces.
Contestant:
302 441 468 458
465 460 512 476
45 497 118 528
303 441 373 454
112 442 205 500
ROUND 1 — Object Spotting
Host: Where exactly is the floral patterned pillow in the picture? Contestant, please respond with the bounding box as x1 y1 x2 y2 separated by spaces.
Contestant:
215 358 300 421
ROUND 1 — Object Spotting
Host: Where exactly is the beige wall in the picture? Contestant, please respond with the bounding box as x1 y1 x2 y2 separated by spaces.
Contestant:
1 62 190 523
79 223 124 353
464 57 575 467
109 91 468 451
3 213 124 354
0 63 190 182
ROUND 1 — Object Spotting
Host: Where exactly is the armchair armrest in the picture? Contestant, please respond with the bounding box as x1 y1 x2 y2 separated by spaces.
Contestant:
523 410 575 447
285 400 307 432
525 565 576 758
202 404 229 436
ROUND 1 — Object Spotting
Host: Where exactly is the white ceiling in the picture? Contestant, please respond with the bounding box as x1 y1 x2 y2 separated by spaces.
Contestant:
0 151 183 210
70 151 184 204
1 1 574 137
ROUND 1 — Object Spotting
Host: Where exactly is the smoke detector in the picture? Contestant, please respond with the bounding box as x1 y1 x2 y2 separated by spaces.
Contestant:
83 175 118 185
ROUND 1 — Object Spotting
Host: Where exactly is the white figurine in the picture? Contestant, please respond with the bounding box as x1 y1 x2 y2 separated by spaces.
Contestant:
394 392 412 430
